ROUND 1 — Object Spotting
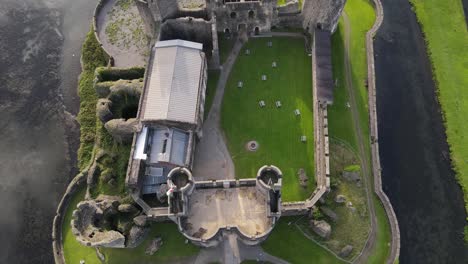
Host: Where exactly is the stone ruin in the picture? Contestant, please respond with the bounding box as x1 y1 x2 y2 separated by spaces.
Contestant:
71 199 149 249
71 199 126 248
95 79 143 143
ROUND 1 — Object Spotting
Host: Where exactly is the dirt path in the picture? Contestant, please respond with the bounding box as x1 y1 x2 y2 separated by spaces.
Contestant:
192 34 246 180
341 12 378 263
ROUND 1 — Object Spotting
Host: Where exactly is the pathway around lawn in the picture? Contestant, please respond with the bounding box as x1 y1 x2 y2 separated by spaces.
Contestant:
341 12 378 264
193 35 246 180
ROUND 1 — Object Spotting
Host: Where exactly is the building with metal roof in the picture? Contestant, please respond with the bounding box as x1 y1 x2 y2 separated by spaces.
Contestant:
141 39 207 126
126 40 207 201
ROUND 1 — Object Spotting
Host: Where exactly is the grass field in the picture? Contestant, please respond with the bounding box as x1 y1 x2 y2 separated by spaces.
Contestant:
409 0 468 238
296 141 370 261
221 37 315 202
367 196 392 263
262 217 344 264
63 187 100 263
327 0 392 261
62 187 198 264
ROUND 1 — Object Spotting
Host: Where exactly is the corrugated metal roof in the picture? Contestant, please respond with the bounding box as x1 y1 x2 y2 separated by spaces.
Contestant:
143 40 204 124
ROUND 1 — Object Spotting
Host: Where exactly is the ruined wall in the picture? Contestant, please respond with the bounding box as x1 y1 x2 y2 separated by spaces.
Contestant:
148 0 209 21
135 0 160 39
301 0 346 32
212 0 277 33
159 17 214 52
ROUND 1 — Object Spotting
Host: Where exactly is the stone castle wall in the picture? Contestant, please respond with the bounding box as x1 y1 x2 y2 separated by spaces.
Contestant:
301 0 346 32
211 0 277 33
159 17 214 52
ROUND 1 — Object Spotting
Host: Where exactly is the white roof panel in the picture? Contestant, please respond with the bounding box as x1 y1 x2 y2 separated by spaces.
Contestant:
143 40 205 124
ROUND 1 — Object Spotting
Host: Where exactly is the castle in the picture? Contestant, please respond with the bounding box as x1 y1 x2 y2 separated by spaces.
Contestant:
123 0 344 247
134 0 345 68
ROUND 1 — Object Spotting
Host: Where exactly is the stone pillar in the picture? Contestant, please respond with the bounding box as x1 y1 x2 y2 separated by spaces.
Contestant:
210 16 221 69
134 0 160 39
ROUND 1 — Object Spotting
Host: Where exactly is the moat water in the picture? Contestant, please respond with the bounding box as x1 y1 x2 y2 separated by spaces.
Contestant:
0 0 96 262
375 0 468 263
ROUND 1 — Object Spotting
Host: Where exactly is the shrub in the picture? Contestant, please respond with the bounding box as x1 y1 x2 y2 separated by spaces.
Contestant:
95 67 145 82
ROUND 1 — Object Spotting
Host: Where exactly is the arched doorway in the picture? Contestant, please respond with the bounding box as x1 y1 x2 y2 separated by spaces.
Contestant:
254 27 260 35
230 11 237 19
224 28 231 39
238 23 247 31
248 10 255 19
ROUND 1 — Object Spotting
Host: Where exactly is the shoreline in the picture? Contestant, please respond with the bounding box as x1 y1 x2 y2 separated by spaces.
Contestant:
375 0 467 261
366 0 400 262
408 0 468 239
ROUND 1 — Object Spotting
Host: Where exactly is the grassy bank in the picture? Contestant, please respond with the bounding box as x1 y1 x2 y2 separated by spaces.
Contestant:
221 37 315 202
409 0 468 238
62 186 198 264
262 217 344 263
77 30 109 170
367 196 392 263
328 0 392 261
63 27 199 263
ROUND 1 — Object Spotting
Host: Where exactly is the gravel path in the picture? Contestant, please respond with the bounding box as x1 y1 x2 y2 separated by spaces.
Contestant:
192 35 246 180
340 11 378 264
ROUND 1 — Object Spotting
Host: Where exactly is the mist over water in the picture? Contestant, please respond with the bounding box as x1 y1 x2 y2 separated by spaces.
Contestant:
0 0 96 262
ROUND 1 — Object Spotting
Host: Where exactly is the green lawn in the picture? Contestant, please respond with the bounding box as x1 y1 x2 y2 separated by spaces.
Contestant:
221 37 315 202
328 24 357 150
63 187 102 264
327 0 392 262
409 0 468 239
101 223 199 264
262 217 344 264
62 187 198 264
297 141 369 261
367 196 392 263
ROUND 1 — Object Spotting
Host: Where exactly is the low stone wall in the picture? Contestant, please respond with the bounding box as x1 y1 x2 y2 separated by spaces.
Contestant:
194 178 256 189
52 169 89 264
52 1 116 262
93 0 114 65
366 0 401 262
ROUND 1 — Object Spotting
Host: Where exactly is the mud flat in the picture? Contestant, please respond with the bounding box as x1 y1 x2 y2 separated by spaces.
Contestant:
374 0 468 263
0 0 96 262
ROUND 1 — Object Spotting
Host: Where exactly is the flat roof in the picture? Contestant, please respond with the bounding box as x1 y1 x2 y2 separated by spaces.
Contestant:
142 40 205 124
314 30 334 103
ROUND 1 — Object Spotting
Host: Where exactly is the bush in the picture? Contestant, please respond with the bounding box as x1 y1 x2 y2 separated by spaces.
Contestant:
96 67 145 82
95 81 115 98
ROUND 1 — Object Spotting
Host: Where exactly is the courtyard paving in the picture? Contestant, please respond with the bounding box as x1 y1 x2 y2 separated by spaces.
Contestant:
185 187 270 240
